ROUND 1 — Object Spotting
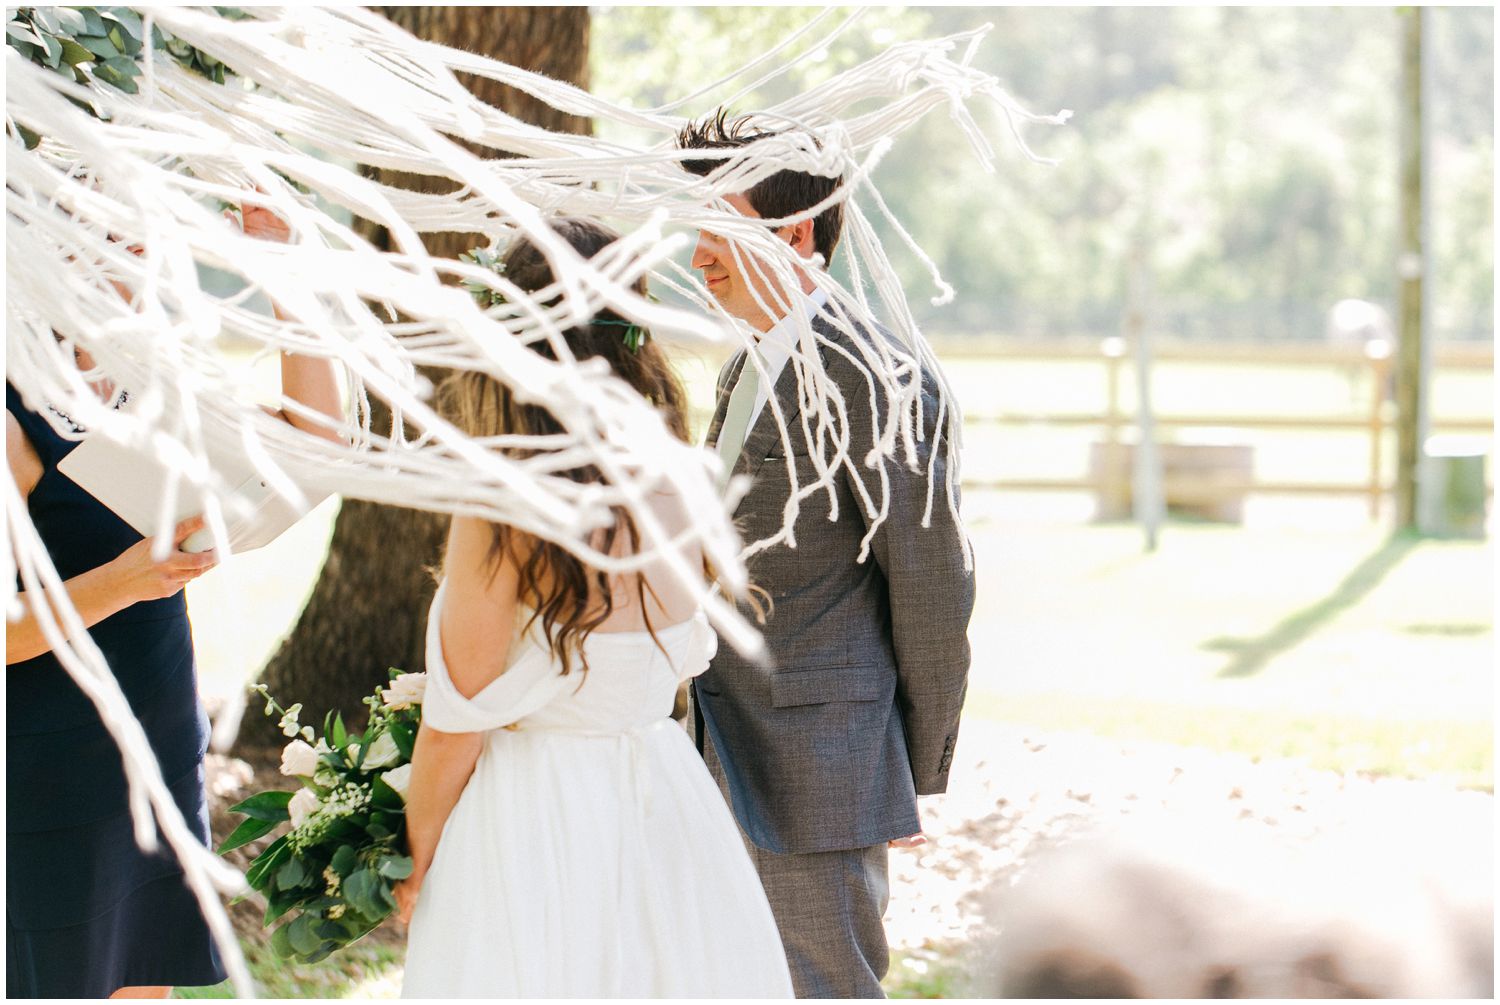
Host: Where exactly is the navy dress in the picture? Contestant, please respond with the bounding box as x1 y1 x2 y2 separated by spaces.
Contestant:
6 383 227 997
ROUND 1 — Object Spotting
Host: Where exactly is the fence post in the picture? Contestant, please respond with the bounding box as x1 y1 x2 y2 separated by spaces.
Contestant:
1099 336 1127 515
1103 337 1125 447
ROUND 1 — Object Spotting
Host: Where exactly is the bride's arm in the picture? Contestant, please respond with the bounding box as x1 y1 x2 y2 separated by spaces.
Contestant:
437 515 523 699
396 724 483 922
395 515 522 922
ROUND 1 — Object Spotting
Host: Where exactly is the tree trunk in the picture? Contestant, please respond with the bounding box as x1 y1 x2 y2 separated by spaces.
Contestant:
237 6 591 755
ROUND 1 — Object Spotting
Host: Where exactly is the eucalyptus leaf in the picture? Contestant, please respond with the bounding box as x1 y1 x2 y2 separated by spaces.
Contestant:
276 854 308 891
103 8 143 40
377 855 414 881
315 918 349 943
79 35 119 59
58 37 94 66
7 22 41 45
103 54 140 77
100 67 139 94
329 844 358 877
7 39 42 64
269 921 295 959
51 8 85 35
287 913 322 956
342 869 382 918
81 8 106 35
37 30 63 67
264 888 299 926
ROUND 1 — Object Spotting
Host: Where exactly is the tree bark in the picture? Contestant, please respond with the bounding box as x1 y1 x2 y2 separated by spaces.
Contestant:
238 6 591 754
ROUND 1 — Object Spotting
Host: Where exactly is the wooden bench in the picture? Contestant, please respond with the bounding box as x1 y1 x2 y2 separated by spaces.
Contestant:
1089 439 1256 523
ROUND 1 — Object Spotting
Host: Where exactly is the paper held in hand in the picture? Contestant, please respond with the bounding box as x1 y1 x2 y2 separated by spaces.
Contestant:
58 432 329 555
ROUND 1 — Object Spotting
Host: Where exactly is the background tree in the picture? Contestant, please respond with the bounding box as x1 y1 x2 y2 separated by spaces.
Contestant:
592 6 1492 343
239 6 592 753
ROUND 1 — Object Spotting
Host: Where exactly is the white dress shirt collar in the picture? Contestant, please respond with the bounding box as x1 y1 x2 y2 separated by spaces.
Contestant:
737 287 828 445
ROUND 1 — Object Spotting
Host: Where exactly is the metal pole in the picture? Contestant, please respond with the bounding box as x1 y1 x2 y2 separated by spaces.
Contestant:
1394 6 1425 529
1415 5 1436 521
1128 243 1163 551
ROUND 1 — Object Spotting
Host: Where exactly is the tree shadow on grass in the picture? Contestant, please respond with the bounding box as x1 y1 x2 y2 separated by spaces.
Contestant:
1203 534 1421 680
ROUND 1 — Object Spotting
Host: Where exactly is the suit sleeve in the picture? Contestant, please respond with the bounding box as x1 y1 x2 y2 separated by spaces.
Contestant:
841 352 974 796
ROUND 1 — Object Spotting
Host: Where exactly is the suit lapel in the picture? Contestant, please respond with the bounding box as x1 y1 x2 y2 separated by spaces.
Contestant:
730 339 812 515
705 350 747 450
715 313 834 514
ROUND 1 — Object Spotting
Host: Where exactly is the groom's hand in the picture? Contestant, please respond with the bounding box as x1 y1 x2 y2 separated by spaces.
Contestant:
889 832 927 849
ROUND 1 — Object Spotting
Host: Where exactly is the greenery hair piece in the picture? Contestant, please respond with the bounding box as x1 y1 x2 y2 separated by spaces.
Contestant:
459 244 647 352
457 246 507 306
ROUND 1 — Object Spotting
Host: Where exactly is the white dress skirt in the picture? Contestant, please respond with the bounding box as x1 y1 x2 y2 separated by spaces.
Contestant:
401 582 793 998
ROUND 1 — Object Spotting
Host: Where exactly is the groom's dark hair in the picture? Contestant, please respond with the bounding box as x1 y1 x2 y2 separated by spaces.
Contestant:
676 107 847 265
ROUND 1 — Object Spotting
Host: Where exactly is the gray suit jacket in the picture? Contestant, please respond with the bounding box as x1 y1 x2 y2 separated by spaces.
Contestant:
692 312 974 855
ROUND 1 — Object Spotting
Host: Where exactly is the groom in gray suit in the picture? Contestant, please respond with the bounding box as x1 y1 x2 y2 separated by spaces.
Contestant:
678 111 975 998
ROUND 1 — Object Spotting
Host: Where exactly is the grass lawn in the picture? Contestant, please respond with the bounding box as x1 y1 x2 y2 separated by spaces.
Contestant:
178 937 963 999
174 938 403 999
961 517 1492 789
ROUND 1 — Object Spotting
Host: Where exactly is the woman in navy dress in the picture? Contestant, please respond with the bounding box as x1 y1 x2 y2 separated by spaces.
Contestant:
5 204 344 998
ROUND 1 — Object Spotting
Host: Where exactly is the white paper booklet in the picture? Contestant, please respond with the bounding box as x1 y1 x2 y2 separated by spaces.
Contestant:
57 432 329 554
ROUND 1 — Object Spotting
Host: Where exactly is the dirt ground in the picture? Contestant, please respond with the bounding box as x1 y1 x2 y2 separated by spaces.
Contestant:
208 717 1494 996
882 719 1494 996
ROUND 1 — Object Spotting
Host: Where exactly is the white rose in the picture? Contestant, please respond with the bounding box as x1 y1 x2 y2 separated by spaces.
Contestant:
380 672 427 710
361 731 401 769
279 739 320 777
380 762 413 800
288 787 321 829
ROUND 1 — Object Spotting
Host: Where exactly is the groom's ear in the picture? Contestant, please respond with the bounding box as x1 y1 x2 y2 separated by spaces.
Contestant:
780 219 815 259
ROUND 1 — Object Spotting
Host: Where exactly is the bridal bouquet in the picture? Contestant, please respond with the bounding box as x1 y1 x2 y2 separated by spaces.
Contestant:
220 670 426 964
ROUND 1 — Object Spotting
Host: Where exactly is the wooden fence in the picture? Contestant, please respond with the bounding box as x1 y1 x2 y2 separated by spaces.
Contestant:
937 337 1494 519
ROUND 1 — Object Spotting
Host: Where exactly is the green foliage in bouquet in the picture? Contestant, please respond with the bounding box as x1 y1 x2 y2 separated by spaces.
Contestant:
6 6 248 148
221 669 426 965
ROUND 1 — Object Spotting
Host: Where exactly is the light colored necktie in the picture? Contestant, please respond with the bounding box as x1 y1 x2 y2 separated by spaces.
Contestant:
714 358 761 494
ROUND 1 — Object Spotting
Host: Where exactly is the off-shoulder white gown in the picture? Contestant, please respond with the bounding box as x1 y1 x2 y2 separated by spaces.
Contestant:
401 582 793 998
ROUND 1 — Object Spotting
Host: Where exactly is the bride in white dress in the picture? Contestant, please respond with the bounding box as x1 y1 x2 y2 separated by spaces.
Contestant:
394 219 793 998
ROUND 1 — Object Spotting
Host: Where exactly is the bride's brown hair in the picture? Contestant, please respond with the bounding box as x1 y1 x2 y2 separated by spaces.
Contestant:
442 218 693 676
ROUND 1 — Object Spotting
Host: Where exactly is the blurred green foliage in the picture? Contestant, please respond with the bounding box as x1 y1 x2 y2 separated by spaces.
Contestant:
6 6 246 148
593 7 1493 342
